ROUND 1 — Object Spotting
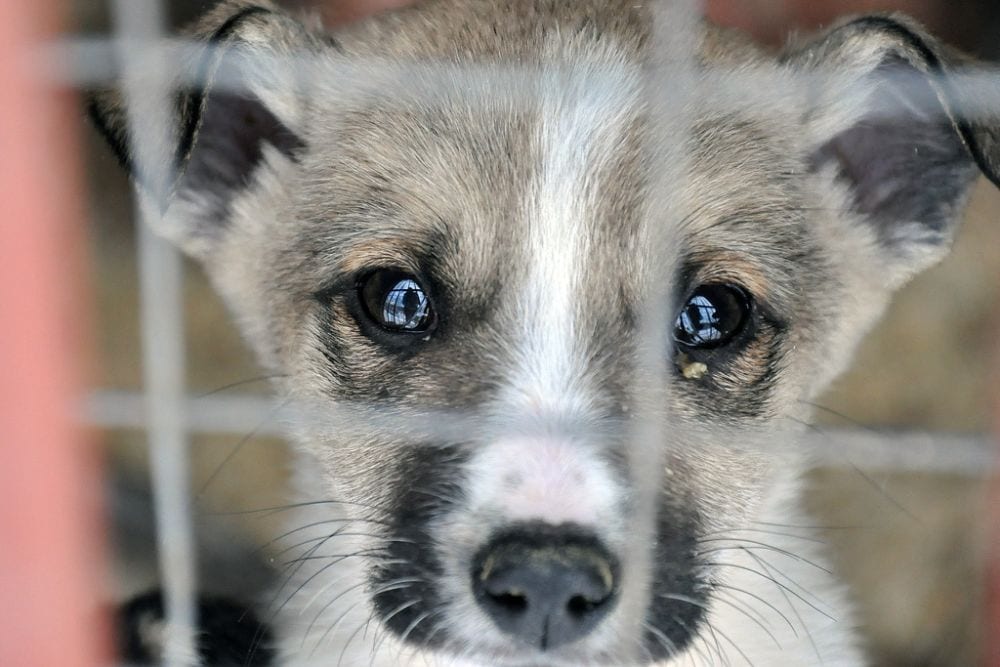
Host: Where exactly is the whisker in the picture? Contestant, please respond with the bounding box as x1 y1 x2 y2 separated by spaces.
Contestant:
709 619 757 667
196 396 290 496
267 526 389 559
195 373 287 398
797 400 878 431
417 610 449 653
710 581 796 636
269 524 371 618
657 593 733 666
397 608 434 650
727 548 831 609
630 625 660 666
751 520 862 532
338 600 407 667
313 578 422 657
783 415 920 523
298 558 410 616
305 579 373 653
641 620 679 660
697 537 833 574
666 613 716 667
279 546 392 568
700 526 827 545
743 548 824 665
710 560 835 621
673 612 728 667
709 589 782 648
205 497 393 517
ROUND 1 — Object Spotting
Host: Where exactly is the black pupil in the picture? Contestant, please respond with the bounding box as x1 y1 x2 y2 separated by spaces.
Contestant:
674 284 747 348
362 271 432 332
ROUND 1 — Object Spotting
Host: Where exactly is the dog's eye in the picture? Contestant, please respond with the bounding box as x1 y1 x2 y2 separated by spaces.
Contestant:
673 284 750 348
359 270 435 333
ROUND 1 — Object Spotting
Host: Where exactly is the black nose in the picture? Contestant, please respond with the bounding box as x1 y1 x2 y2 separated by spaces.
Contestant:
472 524 618 651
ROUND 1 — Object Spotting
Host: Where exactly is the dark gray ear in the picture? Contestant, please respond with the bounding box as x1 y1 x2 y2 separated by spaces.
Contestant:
87 1 312 249
783 15 1000 256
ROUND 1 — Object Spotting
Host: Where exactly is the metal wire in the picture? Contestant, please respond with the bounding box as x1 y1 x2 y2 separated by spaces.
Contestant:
109 1 197 665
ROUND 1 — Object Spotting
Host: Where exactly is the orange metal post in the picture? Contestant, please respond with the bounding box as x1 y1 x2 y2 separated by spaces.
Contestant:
0 1 109 666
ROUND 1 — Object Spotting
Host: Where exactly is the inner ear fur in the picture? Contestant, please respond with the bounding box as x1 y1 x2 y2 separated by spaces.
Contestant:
782 14 1000 251
87 0 313 228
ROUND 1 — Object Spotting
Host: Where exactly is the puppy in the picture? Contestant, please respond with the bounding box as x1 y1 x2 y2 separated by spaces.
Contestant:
91 0 1000 664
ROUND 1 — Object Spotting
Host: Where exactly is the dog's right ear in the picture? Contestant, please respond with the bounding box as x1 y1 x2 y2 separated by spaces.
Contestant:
88 1 315 257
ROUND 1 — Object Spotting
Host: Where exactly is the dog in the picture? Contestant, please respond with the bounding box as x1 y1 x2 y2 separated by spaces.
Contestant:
90 0 1000 664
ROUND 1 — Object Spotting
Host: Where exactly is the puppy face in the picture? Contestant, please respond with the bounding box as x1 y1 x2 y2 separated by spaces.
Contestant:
91 1 999 664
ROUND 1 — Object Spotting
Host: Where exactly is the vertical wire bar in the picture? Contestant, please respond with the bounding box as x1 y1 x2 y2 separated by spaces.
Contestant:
986 307 1000 667
620 1 705 658
137 194 198 666
109 1 198 664
0 0 109 666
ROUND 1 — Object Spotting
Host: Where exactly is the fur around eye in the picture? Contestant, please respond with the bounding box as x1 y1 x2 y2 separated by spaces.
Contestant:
673 284 751 349
359 269 436 334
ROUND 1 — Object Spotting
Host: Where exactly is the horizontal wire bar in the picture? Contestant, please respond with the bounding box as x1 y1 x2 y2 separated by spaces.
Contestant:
30 37 1000 126
83 390 997 474
86 390 283 436
810 429 996 474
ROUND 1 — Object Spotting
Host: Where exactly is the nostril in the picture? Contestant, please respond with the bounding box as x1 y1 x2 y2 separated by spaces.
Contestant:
488 590 528 613
567 593 604 617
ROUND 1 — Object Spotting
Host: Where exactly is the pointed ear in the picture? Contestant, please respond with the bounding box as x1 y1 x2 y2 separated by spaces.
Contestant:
783 15 1000 274
87 1 313 256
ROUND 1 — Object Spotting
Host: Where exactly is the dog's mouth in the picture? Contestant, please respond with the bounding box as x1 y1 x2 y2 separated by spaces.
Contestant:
369 507 709 664
370 538 709 665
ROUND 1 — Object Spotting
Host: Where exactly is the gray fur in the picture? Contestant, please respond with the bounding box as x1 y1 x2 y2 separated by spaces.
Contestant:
91 1 999 665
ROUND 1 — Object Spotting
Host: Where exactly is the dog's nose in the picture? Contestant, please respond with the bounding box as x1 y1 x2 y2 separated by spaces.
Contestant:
472 524 618 650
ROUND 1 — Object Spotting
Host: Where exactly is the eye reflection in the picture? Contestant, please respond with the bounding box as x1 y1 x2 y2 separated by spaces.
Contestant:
382 278 431 330
673 284 749 348
679 294 724 343
359 270 436 335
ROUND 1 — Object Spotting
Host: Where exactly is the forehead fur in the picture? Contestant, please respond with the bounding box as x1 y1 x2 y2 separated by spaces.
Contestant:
215 0 845 414
281 0 817 290
331 0 650 61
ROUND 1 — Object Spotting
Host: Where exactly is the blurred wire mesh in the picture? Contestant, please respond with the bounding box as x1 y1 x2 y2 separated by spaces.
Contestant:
64 1 1000 666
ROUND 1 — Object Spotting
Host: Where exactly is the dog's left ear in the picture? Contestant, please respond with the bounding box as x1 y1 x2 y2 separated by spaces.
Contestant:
783 15 999 276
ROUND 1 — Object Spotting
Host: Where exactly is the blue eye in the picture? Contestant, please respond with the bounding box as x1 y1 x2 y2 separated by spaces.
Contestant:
673 284 750 348
360 270 435 333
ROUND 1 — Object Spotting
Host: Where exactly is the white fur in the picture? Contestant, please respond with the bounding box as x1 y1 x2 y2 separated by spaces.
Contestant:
507 52 639 416
466 436 621 527
275 465 863 666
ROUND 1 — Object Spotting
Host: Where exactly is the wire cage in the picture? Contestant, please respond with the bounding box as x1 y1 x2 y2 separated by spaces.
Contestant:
2 0 1000 666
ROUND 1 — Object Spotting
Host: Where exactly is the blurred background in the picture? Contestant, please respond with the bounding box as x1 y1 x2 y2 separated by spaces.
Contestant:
69 1 1000 665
